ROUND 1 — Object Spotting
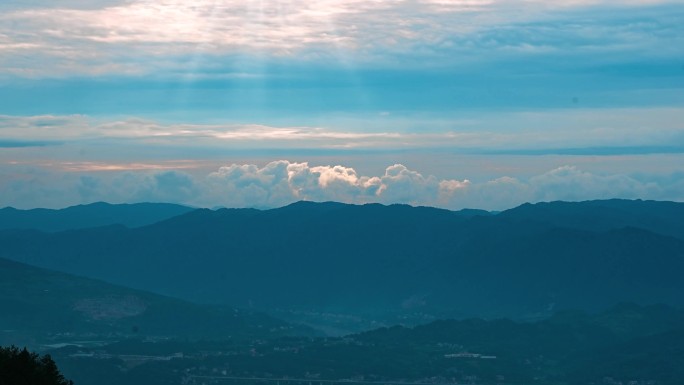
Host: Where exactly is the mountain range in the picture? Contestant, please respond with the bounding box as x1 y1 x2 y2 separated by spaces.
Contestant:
1 199 683 332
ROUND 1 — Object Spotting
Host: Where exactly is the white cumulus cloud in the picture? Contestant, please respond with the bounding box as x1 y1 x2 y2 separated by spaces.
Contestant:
203 161 469 208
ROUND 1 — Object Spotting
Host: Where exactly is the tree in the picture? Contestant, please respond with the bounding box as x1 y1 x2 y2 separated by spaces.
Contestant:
0 345 73 385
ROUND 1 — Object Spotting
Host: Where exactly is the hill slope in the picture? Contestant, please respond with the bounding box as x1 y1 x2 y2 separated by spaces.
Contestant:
0 257 305 346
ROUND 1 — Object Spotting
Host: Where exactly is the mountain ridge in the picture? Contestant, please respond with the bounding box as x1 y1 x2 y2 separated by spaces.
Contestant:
2 199 683 332
0 202 194 232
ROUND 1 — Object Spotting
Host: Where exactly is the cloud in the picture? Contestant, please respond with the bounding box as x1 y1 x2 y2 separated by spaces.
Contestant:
0 166 199 209
77 171 199 204
528 166 659 201
2 161 683 210
1 0 682 77
2 110 684 153
450 166 662 210
204 161 470 208
0 140 61 148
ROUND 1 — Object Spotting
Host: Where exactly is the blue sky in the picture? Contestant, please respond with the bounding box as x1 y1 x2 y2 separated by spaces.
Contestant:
1 0 683 209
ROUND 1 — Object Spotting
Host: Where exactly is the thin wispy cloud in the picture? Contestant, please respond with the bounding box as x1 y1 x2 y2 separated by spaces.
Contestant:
2 110 683 152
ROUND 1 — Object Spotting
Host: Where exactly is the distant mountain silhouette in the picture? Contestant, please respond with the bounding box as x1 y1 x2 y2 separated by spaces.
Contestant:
500 199 684 239
0 257 306 344
1 199 683 331
0 202 193 232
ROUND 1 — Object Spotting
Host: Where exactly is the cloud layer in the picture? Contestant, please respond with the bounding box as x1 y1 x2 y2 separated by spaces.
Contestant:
1 0 682 77
2 161 682 210
2 110 684 152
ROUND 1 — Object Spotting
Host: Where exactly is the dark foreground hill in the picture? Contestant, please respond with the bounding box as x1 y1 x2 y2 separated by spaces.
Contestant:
1 199 684 332
0 202 193 232
0 257 307 346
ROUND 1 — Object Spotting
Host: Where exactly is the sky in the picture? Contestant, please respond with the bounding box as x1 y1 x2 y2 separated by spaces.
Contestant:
1 0 683 210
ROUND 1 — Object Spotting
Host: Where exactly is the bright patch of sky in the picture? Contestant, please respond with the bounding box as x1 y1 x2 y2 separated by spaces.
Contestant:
0 0 683 209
